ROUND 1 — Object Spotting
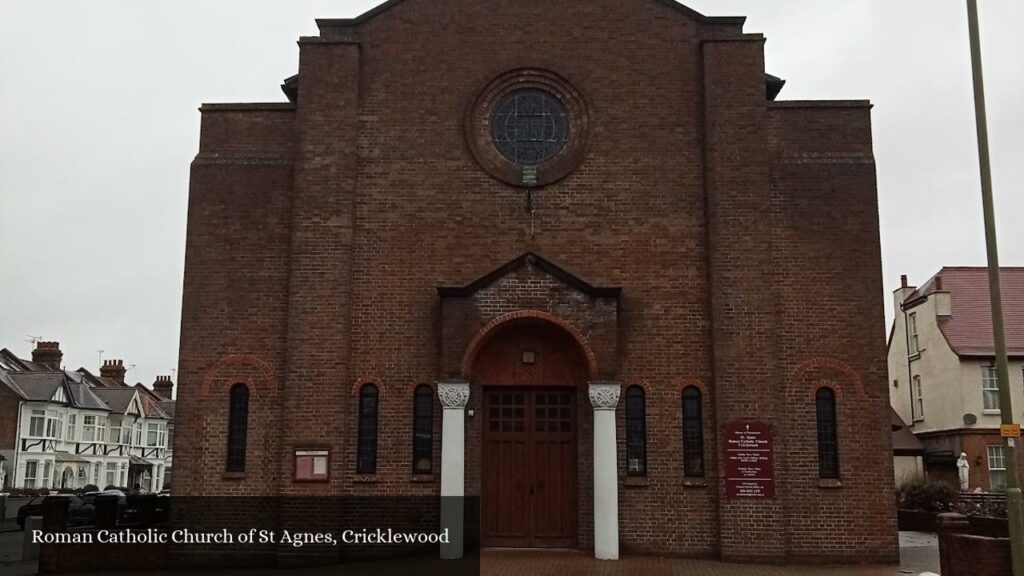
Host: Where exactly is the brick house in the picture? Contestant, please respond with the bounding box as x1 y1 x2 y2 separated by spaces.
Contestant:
889 267 1024 492
0 342 174 492
174 0 897 563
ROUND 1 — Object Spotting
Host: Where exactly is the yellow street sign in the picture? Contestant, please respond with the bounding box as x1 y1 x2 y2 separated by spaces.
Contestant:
1001 424 1021 438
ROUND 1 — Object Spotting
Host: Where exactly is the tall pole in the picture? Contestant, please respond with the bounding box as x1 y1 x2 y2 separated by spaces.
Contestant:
966 2 1024 573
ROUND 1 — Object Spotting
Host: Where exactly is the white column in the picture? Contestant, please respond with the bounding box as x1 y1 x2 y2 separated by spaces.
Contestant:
589 381 621 560
437 380 470 560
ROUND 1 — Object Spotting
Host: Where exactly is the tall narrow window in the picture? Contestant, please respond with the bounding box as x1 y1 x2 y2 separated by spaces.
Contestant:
357 384 379 475
682 386 705 477
625 386 647 476
982 366 1000 411
908 312 920 354
226 383 249 472
912 375 924 420
988 445 1007 491
816 387 840 479
412 385 434 473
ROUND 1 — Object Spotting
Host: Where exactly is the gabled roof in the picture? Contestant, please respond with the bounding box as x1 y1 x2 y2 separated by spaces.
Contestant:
6 372 70 402
134 384 172 420
906 267 1024 357
316 0 745 30
438 252 621 298
91 387 140 415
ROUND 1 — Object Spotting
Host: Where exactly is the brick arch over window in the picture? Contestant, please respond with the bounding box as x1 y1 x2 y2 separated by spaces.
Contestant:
201 354 275 398
784 357 866 401
351 377 386 399
460 310 599 380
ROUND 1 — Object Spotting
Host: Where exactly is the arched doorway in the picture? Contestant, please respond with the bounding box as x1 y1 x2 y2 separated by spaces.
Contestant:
60 466 74 489
469 316 590 548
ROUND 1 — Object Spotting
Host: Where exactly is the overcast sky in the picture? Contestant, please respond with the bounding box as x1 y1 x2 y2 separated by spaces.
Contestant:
1 0 1022 392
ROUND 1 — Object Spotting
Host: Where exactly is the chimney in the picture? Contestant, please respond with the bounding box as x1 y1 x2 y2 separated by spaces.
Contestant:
32 341 63 370
101 359 127 385
153 375 174 400
893 275 917 311
933 275 952 317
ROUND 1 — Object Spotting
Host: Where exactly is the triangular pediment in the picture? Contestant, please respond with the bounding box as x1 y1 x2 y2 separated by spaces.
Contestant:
438 252 620 299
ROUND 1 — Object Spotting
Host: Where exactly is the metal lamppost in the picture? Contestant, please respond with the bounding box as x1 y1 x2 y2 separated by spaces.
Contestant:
965 1 1024 573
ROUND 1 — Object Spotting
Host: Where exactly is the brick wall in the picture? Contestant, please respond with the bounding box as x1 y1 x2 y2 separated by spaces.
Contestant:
175 0 896 562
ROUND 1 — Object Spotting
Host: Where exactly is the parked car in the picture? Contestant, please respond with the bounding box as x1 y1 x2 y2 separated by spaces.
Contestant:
16 494 94 530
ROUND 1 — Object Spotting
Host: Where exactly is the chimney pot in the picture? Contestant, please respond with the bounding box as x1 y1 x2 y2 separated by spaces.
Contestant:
100 359 127 385
153 375 174 400
901 274 908 288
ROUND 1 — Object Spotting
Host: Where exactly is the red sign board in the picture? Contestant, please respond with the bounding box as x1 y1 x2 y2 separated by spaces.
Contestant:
724 421 775 498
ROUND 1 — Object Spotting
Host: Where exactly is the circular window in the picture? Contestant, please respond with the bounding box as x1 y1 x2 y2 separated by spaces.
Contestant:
490 89 570 166
466 69 589 188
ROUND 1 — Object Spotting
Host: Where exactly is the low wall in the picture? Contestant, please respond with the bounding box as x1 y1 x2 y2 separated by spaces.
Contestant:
937 513 1012 576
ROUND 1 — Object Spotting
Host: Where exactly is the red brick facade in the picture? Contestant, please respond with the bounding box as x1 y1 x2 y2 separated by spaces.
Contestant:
175 0 898 563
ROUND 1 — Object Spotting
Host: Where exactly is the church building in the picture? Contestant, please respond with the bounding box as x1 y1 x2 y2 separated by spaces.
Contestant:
175 0 898 563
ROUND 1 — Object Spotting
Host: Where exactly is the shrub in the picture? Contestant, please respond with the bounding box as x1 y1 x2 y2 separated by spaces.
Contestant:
897 474 959 512
81 484 100 493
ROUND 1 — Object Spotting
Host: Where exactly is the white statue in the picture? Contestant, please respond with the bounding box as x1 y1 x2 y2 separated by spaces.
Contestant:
957 452 970 491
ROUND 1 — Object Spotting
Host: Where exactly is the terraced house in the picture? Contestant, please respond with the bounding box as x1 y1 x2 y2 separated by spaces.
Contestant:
0 342 175 492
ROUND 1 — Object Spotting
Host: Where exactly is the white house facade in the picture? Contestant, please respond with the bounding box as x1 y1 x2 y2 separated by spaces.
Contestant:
0 344 174 493
888 267 1024 491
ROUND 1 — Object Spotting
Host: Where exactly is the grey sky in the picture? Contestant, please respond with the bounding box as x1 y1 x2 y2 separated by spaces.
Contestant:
2 0 1022 392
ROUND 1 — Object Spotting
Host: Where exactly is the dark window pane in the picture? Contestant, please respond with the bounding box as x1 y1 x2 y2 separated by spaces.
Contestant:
490 89 571 166
625 386 647 476
357 384 379 474
412 385 433 473
226 384 249 472
816 387 840 479
682 387 704 477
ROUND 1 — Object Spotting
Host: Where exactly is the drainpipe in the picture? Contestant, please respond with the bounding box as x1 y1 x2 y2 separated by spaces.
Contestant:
12 401 24 489
902 304 915 421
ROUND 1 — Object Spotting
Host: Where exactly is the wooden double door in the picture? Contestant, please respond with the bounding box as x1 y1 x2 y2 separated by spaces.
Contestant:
482 387 577 548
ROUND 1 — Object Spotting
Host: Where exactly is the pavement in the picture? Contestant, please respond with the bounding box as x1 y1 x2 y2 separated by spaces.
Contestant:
0 530 941 576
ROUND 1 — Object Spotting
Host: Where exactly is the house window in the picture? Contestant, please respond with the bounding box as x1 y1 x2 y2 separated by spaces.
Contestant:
682 386 704 477
147 423 159 447
988 445 1007 492
625 386 647 476
93 462 101 485
226 383 250 472
97 417 106 443
105 463 117 487
82 415 96 441
912 376 924 420
121 423 132 445
412 385 434 474
24 461 38 488
43 411 58 437
159 427 167 448
908 312 920 354
982 366 1000 411
67 414 77 441
42 461 52 488
356 384 379 475
109 418 120 444
29 410 45 437
816 387 840 479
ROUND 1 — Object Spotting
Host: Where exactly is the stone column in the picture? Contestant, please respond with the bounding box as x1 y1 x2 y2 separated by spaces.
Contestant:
589 381 621 560
438 379 470 560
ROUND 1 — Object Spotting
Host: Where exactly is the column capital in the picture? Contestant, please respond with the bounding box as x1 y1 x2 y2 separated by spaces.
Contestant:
437 379 470 409
588 381 621 411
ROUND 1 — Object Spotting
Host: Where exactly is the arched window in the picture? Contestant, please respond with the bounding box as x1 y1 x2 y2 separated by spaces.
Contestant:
226 383 249 472
682 386 704 477
625 386 647 476
816 387 839 479
356 384 379 475
412 385 434 473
